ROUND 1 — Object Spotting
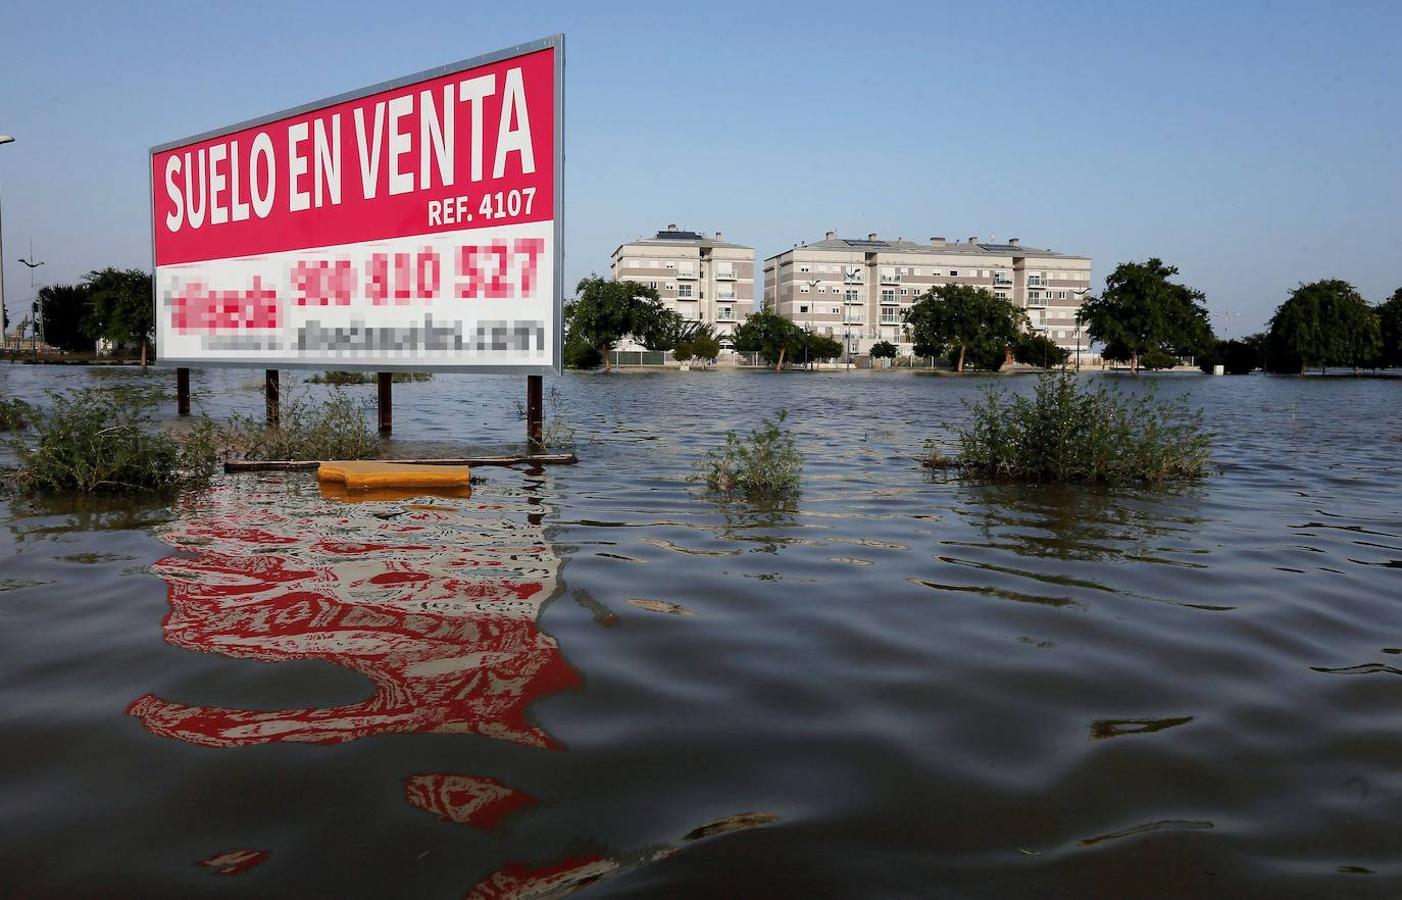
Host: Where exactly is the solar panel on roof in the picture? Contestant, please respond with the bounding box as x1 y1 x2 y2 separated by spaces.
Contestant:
842 239 891 248
978 244 1024 252
655 231 703 240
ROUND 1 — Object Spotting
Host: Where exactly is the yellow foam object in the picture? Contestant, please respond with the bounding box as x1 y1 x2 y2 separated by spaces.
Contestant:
317 460 471 491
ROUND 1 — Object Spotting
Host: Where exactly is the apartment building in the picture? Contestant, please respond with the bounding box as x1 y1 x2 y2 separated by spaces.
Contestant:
610 226 756 341
763 233 1093 361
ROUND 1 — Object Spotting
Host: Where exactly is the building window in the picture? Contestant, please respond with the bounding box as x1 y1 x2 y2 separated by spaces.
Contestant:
678 284 693 298
845 290 859 303
1028 274 1042 287
719 305 733 320
831 306 841 315
949 270 959 277
799 284 810 293
799 263 810 273
648 281 658 290
799 304 809 314
666 282 676 291
1028 291 1041 302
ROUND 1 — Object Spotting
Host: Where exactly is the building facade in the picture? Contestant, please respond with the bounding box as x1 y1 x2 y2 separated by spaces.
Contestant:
763 233 1093 361
610 226 756 342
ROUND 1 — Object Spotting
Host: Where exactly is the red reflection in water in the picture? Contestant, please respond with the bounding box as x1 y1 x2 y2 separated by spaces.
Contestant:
198 848 269 875
404 774 537 829
127 484 577 749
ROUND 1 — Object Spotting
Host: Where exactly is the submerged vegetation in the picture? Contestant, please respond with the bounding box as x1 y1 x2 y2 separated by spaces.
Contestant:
931 372 1212 485
0 398 34 431
222 392 379 461
306 371 434 385
512 384 576 449
9 388 217 493
693 410 802 501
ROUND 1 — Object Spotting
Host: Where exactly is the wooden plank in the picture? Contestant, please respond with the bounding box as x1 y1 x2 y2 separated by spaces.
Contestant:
224 453 577 473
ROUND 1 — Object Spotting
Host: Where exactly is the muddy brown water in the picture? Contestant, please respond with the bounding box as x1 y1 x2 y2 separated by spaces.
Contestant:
1 365 1400 898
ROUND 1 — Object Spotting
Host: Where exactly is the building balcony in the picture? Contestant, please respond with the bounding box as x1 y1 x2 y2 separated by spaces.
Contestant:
714 269 737 281
879 273 901 285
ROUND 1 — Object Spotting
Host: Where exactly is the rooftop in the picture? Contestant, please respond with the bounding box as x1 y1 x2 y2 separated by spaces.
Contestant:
770 233 1088 260
615 224 753 253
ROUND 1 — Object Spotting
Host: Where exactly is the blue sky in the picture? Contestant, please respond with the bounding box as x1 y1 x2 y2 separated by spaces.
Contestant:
1 0 1399 336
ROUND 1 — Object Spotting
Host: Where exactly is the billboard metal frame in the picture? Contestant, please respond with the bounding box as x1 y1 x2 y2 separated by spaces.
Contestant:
149 34 564 376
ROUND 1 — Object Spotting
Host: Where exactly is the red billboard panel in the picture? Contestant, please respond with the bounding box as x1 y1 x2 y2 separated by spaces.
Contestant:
150 36 562 373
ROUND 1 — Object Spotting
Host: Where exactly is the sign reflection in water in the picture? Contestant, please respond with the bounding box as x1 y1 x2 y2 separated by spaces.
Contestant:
127 478 577 749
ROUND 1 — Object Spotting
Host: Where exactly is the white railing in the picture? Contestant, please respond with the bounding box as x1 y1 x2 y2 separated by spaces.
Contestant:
715 268 737 281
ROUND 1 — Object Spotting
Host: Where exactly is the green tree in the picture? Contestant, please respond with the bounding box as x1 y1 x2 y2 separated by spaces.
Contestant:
902 284 1027 372
869 340 898 368
1198 337 1262 374
1012 331 1069 368
1376 288 1402 369
38 283 93 353
563 329 602 369
563 276 661 371
83 268 154 368
1077 258 1213 374
803 332 843 362
689 333 721 363
733 309 806 370
1266 279 1380 374
631 304 714 352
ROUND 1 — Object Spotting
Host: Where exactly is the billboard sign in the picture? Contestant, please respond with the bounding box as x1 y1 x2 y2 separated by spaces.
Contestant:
150 35 562 373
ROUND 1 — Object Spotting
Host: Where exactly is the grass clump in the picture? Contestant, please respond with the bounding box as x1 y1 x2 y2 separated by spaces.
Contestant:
223 392 379 461
512 385 577 450
10 388 217 493
938 372 1212 484
0 397 35 431
306 371 434 385
693 410 802 500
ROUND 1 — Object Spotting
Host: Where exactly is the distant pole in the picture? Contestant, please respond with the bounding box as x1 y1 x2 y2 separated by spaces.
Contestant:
265 369 279 427
176 367 190 416
377 372 393 434
526 375 543 447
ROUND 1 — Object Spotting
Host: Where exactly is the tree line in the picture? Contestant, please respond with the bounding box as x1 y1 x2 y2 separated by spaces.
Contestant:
23 268 155 366
565 264 1402 376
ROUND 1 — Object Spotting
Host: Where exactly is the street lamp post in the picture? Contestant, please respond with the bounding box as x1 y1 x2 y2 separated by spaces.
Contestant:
0 135 14 360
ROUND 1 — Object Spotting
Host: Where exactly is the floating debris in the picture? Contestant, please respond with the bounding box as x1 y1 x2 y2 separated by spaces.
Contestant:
627 598 698 617
1078 819 1213 847
1090 716 1194 740
683 812 779 841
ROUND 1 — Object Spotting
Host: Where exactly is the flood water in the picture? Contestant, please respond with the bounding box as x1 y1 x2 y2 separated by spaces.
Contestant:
1 364 1400 898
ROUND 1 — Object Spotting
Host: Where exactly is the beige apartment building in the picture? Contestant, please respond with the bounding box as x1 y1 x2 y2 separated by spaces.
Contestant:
763 233 1093 362
610 226 756 342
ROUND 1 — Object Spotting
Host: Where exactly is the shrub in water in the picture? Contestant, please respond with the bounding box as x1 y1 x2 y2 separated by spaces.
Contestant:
694 410 802 500
11 388 217 493
223 392 378 461
307 371 434 385
939 372 1211 484
0 397 34 431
